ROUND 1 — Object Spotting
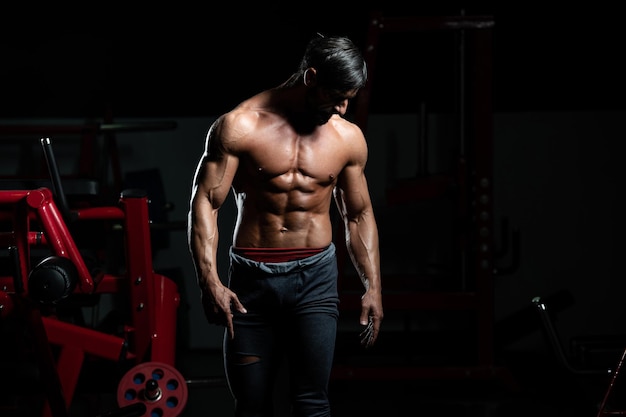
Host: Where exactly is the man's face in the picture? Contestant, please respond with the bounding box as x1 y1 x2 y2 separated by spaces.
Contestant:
306 86 358 125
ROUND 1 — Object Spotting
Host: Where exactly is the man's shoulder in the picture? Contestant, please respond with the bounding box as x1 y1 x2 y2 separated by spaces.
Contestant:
216 104 279 150
330 115 365 142
223 106 258 123
225 91 276 121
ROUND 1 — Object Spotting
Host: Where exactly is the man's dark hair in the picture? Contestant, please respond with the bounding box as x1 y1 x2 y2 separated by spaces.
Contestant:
298 34 367 92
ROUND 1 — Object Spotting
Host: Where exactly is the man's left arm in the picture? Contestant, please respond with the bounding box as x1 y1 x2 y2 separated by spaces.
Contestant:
334 155 383 348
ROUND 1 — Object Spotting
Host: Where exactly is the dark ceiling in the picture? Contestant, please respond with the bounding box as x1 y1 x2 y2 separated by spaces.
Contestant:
1 6 624 119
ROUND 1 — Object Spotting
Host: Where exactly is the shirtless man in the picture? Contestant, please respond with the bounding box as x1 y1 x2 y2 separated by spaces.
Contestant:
188 34 383 417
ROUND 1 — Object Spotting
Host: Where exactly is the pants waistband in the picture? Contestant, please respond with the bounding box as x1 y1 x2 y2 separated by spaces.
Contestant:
229 242 336 274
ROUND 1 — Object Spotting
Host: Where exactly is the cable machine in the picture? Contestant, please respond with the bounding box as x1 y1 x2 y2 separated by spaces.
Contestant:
332 11 515 388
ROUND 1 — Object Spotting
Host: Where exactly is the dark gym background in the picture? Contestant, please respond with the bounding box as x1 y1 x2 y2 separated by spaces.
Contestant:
1 4 625 417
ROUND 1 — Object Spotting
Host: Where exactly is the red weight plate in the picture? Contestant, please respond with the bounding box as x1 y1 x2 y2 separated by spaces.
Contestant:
117 361 188 417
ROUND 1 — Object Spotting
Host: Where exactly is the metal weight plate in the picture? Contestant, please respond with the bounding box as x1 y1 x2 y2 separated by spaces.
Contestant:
117 361 188 417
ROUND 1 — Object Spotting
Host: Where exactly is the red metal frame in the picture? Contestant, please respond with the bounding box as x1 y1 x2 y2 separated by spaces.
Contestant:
0 186 180 417
332 12 513 388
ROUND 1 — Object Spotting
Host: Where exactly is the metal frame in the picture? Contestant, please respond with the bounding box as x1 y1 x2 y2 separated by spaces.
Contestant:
0 139 180 417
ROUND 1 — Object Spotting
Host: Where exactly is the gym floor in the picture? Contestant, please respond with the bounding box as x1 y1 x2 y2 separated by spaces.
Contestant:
1 342 621 417
2 300 625 417
170 349 615 417
52 342 617 417
2 303 623 417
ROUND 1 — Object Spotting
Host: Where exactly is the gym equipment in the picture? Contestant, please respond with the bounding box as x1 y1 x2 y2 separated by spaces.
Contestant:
0 137 183 416
331 12 518 392
596 348 626 416
533 295 626 415
117 361 188 417
28 255 79 305
532 295 612 376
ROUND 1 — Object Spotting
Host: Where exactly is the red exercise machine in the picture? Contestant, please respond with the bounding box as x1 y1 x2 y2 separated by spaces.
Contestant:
0 138 185 417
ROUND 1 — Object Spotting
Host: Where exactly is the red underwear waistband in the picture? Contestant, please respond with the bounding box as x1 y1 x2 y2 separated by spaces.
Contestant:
233 246 326 263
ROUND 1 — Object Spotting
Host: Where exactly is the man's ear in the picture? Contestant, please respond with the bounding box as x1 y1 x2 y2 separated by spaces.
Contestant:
303 67 317 87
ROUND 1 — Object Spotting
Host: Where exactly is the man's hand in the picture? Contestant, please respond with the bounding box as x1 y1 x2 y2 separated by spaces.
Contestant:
200 282 247 340
359 289 383 348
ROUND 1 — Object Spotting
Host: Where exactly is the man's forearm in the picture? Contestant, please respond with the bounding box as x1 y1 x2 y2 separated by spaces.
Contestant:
347 217 381 292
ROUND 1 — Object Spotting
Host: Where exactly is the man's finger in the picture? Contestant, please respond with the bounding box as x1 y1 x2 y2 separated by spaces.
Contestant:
359 316 374 347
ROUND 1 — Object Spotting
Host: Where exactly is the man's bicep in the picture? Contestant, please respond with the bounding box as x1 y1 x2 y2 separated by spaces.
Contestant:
336 164 372 217
196 154 239 210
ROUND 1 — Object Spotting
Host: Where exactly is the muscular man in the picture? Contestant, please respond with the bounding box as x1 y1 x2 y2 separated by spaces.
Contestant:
188 34 383 417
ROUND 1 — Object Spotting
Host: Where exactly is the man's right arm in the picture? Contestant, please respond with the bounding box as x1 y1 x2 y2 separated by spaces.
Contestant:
188 116 246 338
